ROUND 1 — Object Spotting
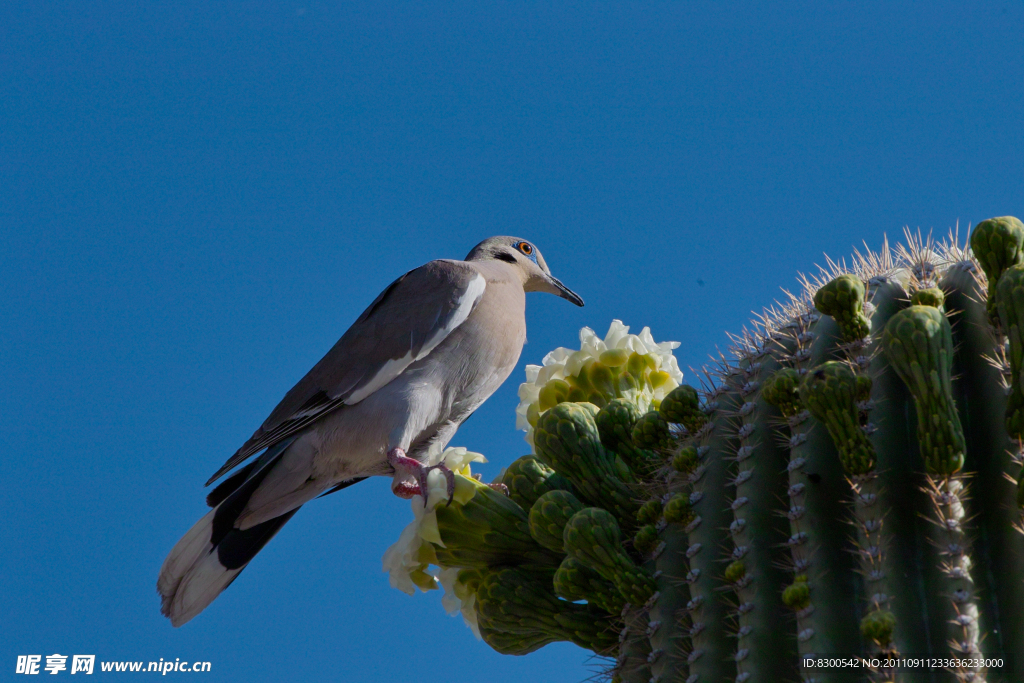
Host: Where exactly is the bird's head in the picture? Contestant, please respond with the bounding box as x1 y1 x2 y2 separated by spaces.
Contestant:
466 236 584 307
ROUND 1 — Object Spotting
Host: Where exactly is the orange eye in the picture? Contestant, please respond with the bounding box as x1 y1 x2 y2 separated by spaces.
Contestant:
518 242 533 256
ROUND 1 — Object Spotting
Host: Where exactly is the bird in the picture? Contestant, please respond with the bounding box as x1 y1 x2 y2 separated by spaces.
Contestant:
157 236 584 627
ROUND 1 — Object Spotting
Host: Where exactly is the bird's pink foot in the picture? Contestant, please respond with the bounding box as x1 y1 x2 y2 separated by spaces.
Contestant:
387 447 456 505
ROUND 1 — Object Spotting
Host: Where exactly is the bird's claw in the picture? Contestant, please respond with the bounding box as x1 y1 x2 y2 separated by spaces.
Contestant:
420 462 456 507
387 447 455 505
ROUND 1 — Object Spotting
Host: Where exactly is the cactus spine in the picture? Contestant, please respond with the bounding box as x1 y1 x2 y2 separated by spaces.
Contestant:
384 217 1024 683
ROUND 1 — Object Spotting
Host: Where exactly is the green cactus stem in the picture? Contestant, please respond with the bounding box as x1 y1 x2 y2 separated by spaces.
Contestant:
944 260 1024 670
669 381 739 683
474 566 618 655
883 303 984 677
646 493 692 683
764 312 861 681
614 606 653 683
619 548 659 683
797 358 894 661
859 271 940 675
921 475 984 679
562 507 657 607
724 348 798 682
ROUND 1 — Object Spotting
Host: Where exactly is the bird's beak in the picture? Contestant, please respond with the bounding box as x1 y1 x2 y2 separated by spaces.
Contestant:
546 274 585 307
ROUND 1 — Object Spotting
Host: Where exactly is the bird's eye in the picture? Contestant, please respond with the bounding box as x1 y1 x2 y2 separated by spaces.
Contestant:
518 242 533 256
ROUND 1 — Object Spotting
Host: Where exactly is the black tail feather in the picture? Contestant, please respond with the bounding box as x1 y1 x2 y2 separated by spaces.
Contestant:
206 461 258 507
217 509 299 569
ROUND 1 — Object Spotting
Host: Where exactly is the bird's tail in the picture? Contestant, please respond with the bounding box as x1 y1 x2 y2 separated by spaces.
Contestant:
157 506 298 627
158 441 368 627
157 444 299 627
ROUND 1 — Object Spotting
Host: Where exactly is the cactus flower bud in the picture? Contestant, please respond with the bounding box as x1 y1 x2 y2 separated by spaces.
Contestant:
528 490 586 555
762 368 804 418
814 274 871 342
799 362 877 475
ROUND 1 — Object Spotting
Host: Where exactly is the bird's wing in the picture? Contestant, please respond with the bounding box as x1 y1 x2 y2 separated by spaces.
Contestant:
205 259 486 485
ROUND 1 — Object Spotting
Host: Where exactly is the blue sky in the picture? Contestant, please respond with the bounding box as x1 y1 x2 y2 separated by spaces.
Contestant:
2 2 1022 681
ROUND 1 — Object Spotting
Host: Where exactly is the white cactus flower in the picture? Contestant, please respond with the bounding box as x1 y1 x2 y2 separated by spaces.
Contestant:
516 320 683 445
436 567 482 639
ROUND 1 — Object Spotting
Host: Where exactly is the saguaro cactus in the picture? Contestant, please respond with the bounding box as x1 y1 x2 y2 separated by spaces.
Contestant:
384 218 1024 683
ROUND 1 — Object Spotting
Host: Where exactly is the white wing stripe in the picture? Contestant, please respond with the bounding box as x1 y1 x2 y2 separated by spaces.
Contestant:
345 272 486 405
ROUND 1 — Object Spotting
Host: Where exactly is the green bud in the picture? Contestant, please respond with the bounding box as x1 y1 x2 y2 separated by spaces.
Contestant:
761 368 804 418
970 215 1024 326
663 493 693 525
636 499 664 526
538 378 571 411
534 402 640 524
860 609 896 646
910 287 945 308
589 362 616 400
553 556 624 615
659 384 707 432
814 274 871 342
633 524 659 555
798 362 877 475
563 508 657 606
528 490 586 555
782 576 811 611
595 398 661 476
972 216 1024 283
501 455 574 512
596 398 643 452
671 446 699 474
724 560 746 584
434 478 563 569
475 567 618 655
632 411 673 451
855 373 873 402
455 567 487 596
599 348 631 367
882 306 966 474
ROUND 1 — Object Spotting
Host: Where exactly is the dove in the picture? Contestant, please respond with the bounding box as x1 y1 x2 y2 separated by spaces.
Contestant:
157 236 583 626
